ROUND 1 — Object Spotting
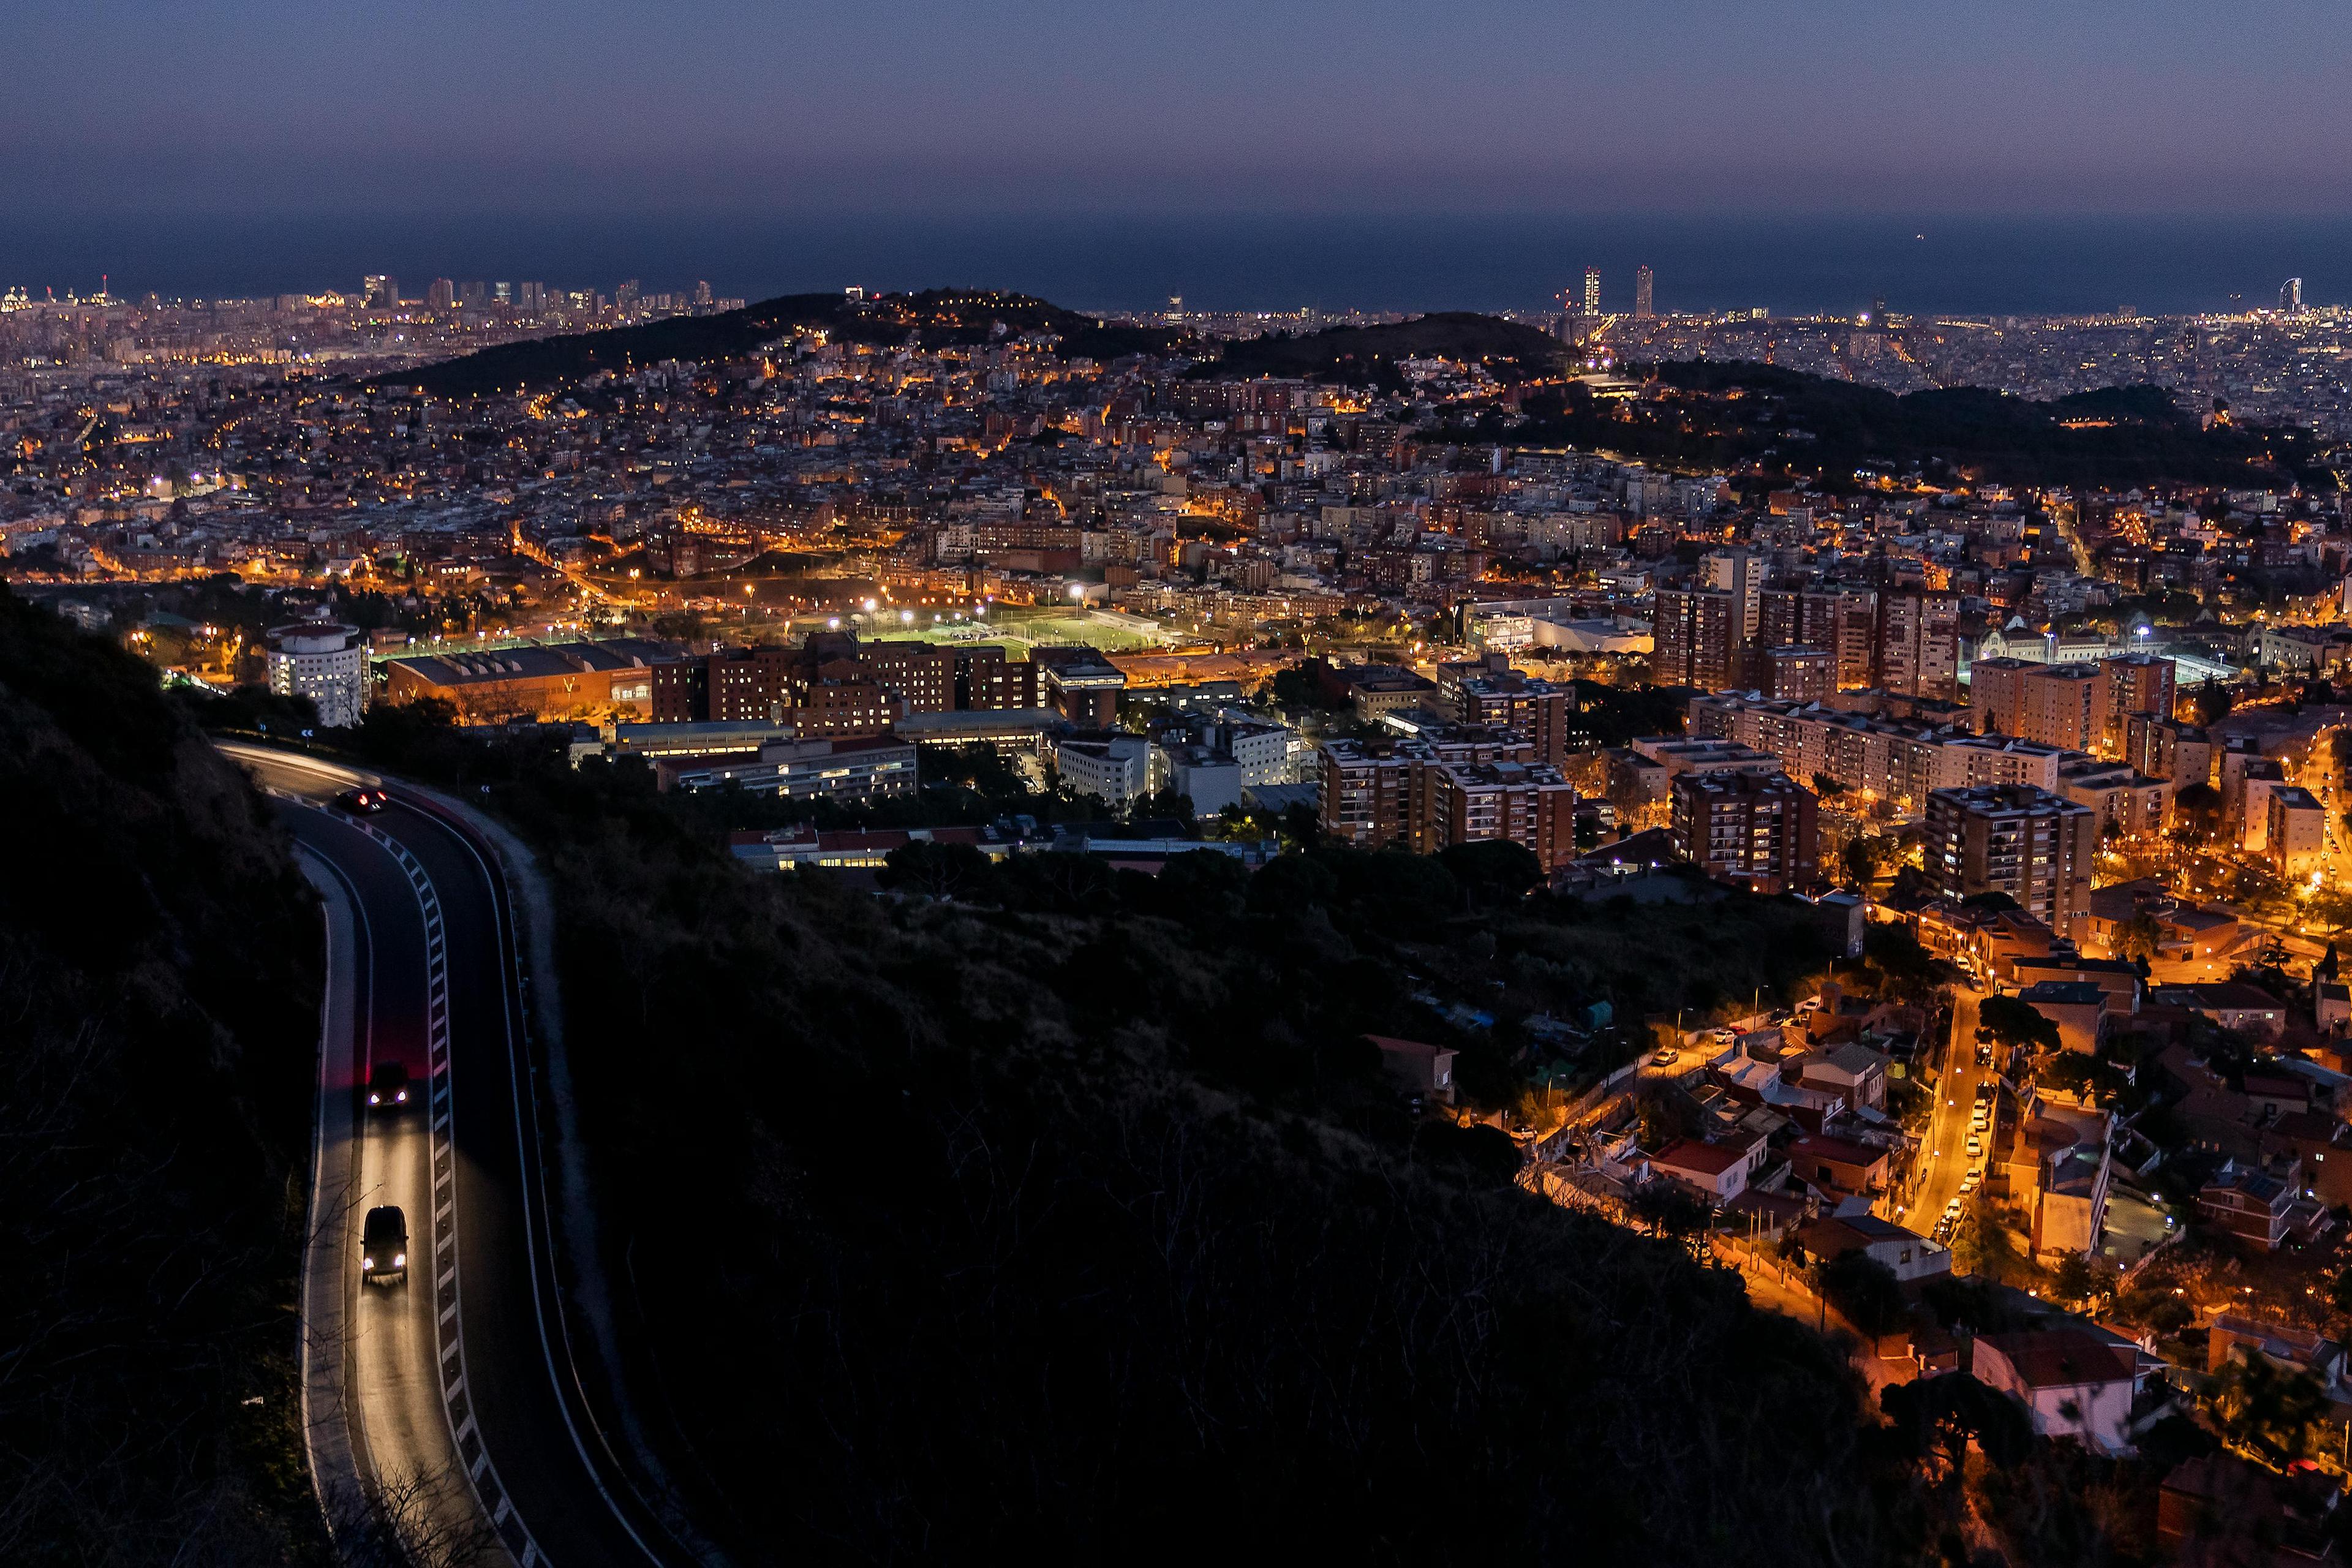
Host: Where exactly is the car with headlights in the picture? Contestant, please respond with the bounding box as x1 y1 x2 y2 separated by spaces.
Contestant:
362 1206 409 1284
366 1060 411 1111
334 787 388 815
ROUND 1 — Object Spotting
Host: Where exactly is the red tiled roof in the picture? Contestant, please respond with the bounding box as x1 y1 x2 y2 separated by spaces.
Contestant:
1365 1035 1449 1061
1788 1134 1888 1167
1653 1138 1745 1175
1978 1329 2135 1390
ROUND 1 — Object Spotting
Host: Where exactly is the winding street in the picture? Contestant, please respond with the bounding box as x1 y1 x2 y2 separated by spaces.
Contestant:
231 744 692 1568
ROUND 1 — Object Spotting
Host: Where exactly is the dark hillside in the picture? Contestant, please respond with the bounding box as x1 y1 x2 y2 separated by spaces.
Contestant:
1466 360 2318 488
334 726 1908 1567
0 588 325 1564
396 288 1188 397
306 709 2190 1566
1198 310 1566 386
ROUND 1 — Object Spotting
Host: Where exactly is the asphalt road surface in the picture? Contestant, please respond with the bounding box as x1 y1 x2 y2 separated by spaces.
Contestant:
240 747 687 1568
1904 983 1989 1240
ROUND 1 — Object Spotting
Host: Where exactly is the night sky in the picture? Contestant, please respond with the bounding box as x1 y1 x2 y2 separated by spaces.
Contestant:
9 0 2346 219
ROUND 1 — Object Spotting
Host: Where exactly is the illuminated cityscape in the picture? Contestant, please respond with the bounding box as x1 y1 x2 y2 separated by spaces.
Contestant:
13 3 2352 1564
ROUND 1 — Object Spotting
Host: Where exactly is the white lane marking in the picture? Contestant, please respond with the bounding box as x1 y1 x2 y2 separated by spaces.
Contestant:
419 805 670 1565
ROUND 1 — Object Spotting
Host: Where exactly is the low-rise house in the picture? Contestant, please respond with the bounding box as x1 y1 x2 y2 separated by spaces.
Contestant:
2208 1314 2351 1392
2157 1452 2345 1564
2156 1042 2269 1161
1795 1213 1951 1282
2197 1158 2326 1252
1367 1036 1456 1106
2262 1112 2352 1208
2018 979 2109 1054
1914 903 2064 986
1970 1328 2139 1455
1784 1041 1891 1111
1706 1046 1847 1132
2243 1065 2316 1121
2160 981 2290 1039
1649 1133 1768 1204
2320 981 2351 1035
2010 954 2143 1014
729 821 1019 870
1996 1098 2113 1257
1785 1133 1892 1198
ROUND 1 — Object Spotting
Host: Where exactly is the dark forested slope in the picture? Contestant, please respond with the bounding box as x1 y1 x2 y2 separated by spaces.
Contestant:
388 743 1896 1567
1197 310 1568 386
0 588 324 1565
397 288 1188 397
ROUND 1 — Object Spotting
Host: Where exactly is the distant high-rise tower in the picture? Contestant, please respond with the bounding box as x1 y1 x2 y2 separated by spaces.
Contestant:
363 274 398 309
1583 266 1601 316
2281 277 2304 314
1634 265 1654 318
693 279 714 307
425 277 455 312
616 279 642 311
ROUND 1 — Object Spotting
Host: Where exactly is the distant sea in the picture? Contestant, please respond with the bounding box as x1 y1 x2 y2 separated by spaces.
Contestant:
4 211 2346 320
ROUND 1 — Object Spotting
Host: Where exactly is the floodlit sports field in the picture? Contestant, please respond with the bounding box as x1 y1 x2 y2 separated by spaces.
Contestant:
862 609 1170 652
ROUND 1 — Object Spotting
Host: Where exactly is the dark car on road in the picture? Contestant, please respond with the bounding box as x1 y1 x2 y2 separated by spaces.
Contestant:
362 1206 409 1283
367 1060 411 1110
334 787 388 814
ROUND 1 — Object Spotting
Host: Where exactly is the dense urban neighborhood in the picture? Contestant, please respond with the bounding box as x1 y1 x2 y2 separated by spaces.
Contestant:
20 277 2352 1562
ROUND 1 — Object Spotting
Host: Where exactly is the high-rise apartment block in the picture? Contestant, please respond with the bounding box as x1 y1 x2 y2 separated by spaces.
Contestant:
1437 654 1571 765
650 632 1053 734
1967 657 2033 738
266 622 369 728
1760 646 1834 704
1874 590 1961 701
1699 548 1763 640
1583 266 1602 316
2268 786 2326 878
1651 587 1740 690
1760 586 1879 690
952 644 1043 710
1923 785 2096 937
2101 652 2176 748
1318 728 1575 869
1669 769 1818 893
1980 660 2105 752
2122 714 2212 788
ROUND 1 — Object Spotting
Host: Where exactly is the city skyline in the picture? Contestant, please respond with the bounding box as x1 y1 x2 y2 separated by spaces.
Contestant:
18 7 2352 1562
2 210 2346 319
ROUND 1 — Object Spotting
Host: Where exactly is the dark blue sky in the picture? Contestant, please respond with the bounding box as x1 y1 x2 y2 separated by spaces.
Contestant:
9 0 2346 217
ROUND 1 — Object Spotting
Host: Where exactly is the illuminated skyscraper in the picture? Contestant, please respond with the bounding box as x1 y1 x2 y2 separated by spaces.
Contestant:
2281 277 2304 314
1583 266 1601 315
363 274 398 309
1634 265 1654 318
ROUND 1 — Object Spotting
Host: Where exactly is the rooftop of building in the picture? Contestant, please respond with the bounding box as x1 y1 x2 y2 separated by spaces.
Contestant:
385 635 680 685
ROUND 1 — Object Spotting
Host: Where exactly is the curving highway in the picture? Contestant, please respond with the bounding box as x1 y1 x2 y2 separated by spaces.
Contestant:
235 745 690 1568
